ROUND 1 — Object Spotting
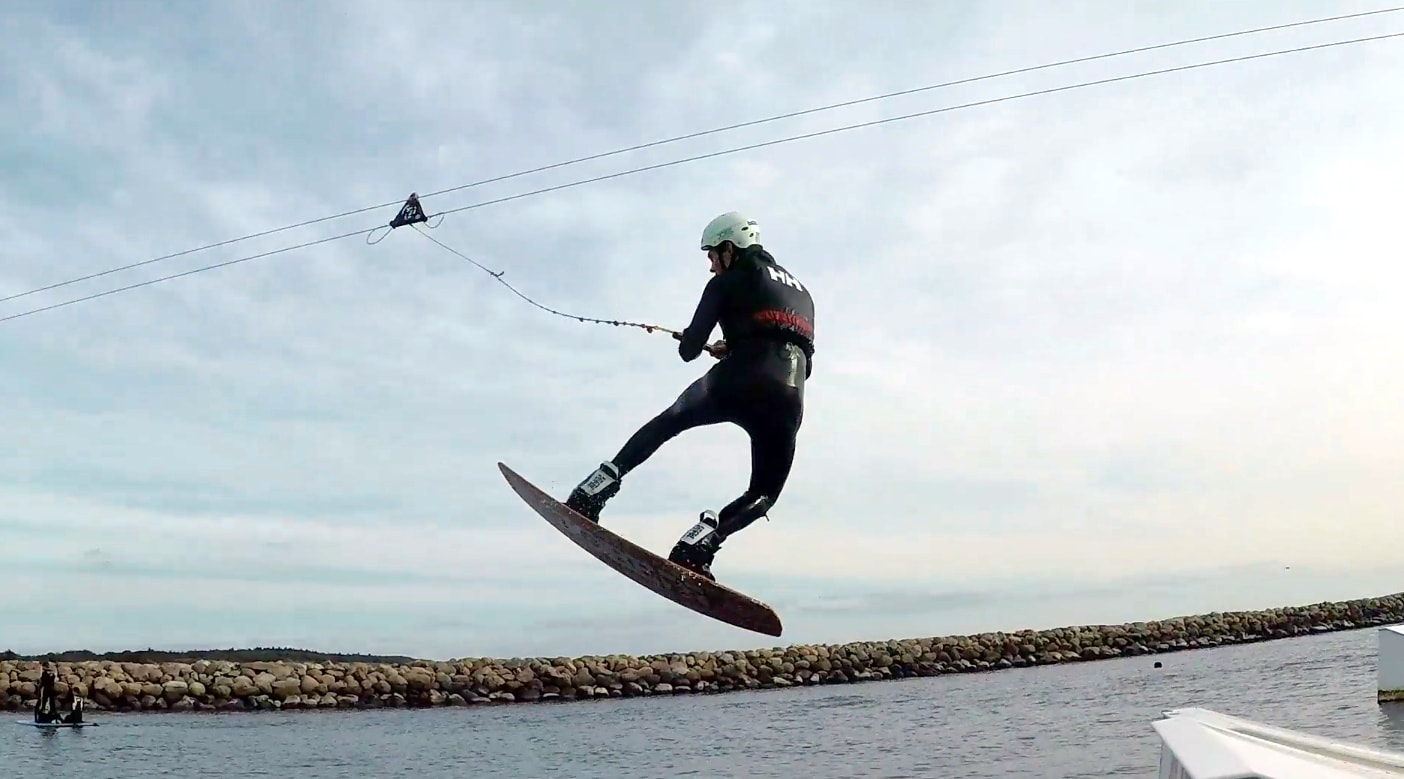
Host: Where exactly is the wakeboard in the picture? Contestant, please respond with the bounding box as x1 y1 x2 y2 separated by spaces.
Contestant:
498 462 783 637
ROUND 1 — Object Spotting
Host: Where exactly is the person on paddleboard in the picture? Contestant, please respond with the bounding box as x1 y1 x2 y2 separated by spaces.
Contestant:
564 211 815 580
34 664 60 724
61 695 85 724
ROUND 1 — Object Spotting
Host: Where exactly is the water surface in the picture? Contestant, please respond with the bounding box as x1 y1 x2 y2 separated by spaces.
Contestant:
7 627 1404 778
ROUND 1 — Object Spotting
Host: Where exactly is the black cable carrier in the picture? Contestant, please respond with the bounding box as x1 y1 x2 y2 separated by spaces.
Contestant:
367 193 444 244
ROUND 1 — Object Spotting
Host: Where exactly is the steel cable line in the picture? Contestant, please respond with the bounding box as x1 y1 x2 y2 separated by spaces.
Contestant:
0 228 379 324
416 31 1404 220
1 28 1400 327
0 6 1398 307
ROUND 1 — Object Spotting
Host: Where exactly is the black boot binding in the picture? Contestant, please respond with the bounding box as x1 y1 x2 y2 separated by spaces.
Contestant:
565 461 621 523
668 511 722 581
667 494 773 581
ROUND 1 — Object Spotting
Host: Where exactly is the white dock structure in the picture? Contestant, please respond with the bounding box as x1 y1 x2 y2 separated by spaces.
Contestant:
1380 625 1404 704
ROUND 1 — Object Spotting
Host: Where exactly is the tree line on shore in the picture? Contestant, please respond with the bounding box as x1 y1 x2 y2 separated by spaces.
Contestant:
0 647 419 665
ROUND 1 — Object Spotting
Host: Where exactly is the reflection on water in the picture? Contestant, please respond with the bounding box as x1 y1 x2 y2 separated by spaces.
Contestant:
1377 702 1404 752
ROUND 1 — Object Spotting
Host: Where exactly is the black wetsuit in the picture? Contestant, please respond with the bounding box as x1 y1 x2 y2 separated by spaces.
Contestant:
34 669 59 723
610 244 815 540
62 696 84 724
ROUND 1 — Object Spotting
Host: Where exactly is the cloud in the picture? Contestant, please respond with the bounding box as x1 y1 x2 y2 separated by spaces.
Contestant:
2 2 1403 658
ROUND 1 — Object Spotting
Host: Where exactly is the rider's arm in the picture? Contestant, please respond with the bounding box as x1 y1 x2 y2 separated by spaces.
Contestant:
677 275 726 362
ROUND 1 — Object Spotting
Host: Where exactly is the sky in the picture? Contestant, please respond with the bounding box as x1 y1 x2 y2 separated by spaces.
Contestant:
2 0 1403 661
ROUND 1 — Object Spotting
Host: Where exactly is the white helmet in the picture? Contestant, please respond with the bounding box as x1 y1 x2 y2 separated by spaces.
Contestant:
700 211 761 251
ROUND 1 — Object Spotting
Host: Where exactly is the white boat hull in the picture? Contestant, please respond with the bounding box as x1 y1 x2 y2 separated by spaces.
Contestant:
1154 707 1404 778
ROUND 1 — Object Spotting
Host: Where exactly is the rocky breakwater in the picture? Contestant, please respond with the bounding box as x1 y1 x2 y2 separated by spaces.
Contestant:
4 593 1402 713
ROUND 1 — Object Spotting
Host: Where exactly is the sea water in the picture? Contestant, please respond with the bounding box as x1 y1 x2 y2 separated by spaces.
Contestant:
6 626 1404 778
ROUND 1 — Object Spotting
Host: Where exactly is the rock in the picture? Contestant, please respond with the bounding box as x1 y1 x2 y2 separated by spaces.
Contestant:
162 680 189 702
271 679 303 701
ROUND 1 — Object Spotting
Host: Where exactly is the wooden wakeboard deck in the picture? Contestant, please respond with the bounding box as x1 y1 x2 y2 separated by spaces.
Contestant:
498 462 783 638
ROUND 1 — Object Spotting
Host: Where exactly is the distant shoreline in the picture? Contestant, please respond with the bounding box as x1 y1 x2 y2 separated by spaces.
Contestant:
5 591 1401 714
0 647 421 665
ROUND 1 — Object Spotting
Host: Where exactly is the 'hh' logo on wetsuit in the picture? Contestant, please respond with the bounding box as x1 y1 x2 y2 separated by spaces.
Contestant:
766 266 804 291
